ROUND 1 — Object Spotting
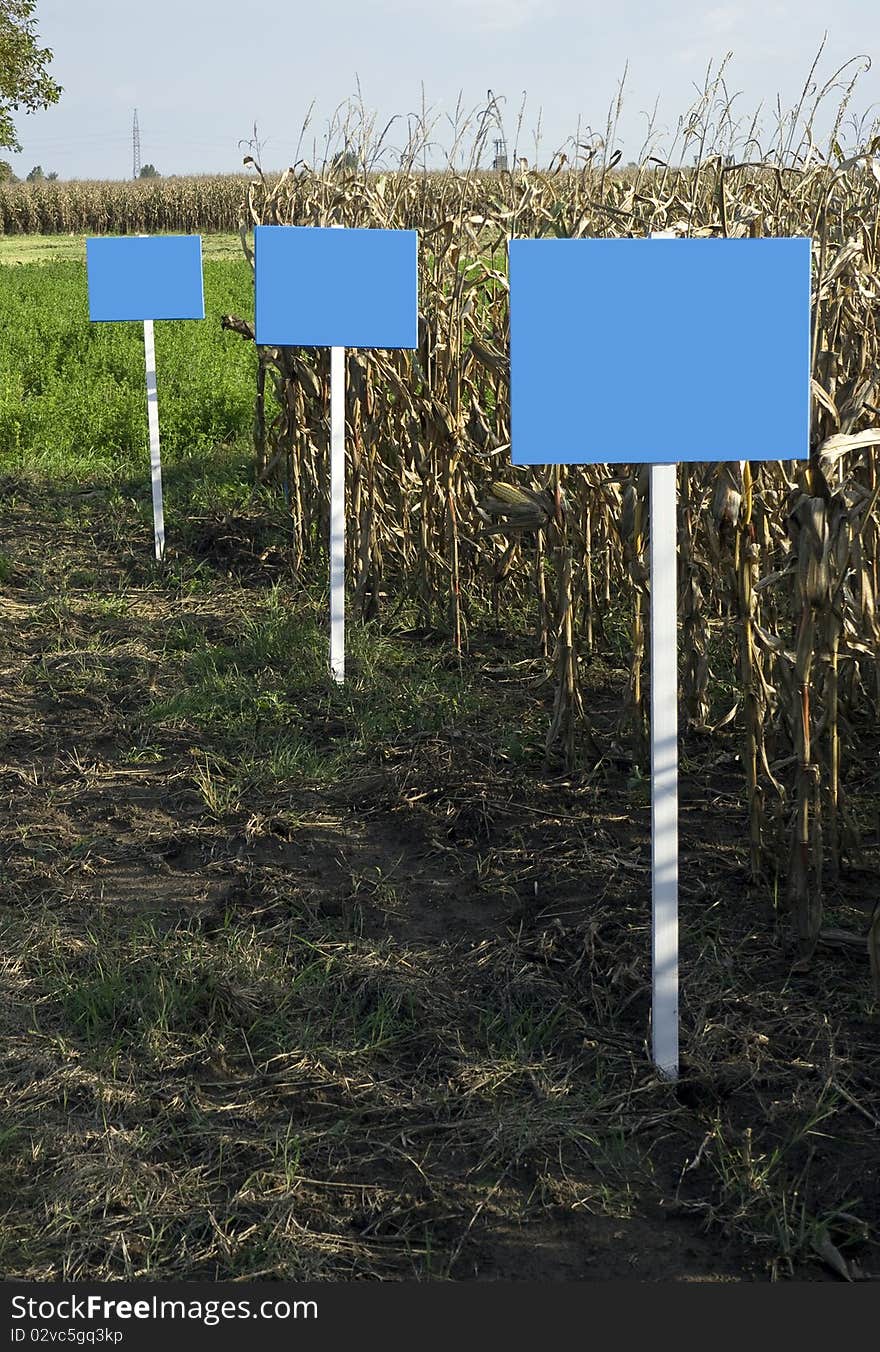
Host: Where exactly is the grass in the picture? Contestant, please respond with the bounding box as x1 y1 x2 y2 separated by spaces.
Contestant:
0 249 256 513
144 584 512 811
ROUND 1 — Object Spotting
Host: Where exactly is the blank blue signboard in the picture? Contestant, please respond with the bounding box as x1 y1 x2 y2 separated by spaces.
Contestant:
254 226 418 348
509 237 811 464
87 235 205 322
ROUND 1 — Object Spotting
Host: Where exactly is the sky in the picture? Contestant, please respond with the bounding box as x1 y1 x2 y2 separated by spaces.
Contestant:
3 1 879 180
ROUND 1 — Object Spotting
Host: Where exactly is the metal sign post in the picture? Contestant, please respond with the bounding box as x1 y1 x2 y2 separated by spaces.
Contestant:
648 458 679 1078
330 343 346 683
646 231 679 1079
86 234 205 563
142 318 166 562
254 224 418 683
508 232 811 1079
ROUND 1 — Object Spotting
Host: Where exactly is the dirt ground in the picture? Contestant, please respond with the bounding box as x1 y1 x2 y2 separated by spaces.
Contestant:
1 481 878 1281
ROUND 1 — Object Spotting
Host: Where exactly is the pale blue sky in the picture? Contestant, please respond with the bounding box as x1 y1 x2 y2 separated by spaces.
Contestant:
5 1 879 179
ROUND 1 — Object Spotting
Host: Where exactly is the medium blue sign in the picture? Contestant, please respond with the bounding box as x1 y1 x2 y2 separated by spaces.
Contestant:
86 235 205 322
508 237 811 464
254 226 418 348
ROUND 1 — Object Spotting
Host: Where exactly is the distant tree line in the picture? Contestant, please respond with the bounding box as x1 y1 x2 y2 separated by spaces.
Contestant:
0 161 57 182
0 163 161 183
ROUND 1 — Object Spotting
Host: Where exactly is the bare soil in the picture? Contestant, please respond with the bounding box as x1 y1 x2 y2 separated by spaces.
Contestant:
1 482 878 1281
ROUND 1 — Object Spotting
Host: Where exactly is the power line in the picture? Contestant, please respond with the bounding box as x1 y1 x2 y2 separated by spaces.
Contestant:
9 135 247 154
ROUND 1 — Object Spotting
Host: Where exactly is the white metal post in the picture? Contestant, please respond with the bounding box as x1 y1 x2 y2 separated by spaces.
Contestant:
649 460 679 1079
142 318 165 563
330 344 346 683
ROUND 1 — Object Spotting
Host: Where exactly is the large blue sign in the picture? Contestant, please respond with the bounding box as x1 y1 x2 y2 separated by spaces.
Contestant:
254 226 418 348
508 237 811 464
86 235 205 322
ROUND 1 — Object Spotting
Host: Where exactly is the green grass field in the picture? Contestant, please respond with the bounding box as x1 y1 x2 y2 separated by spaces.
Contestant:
0 246 258 514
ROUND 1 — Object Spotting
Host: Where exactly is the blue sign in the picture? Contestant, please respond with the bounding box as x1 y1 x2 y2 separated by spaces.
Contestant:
87 235 205 322
254 226 418 348
509 237 811 464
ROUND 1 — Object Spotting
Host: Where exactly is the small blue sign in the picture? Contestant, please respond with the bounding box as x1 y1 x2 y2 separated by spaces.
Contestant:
254 226 418 348
509 237 811 464
87 235 205 322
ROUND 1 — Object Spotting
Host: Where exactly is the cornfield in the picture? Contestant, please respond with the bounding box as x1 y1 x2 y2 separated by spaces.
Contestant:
0 174 244 234
219 72 880 973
